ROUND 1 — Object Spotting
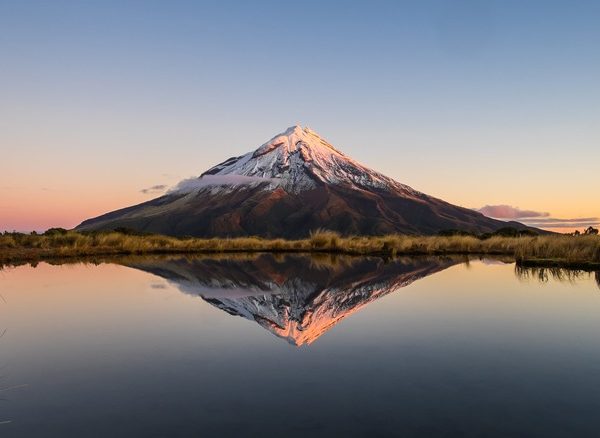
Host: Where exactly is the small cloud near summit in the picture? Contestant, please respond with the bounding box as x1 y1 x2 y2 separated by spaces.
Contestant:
171 175 280 193
140 184 168 195
477 205 549 219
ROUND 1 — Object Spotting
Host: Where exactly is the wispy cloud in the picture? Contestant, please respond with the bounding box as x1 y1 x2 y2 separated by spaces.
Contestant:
140 184 168 194
140 175 281 196
518 217 599 228
477 205 549 219
476 204 599 230
519 217 598 224
171 175 280 193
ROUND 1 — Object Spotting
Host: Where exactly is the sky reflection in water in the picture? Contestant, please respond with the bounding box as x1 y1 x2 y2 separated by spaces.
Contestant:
0 255 599 437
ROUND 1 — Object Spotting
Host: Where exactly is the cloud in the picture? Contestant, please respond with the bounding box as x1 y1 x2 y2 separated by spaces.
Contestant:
519 217 598 224
477 205 549 219
518 217 599 228
476 204 599 230
140 184 168 194
171 175 280 193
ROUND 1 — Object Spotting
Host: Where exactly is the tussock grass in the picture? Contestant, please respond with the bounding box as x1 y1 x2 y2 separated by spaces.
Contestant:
1 230 599 268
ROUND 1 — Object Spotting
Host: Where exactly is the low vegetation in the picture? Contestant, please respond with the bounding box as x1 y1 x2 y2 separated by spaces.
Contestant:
1 228 599 269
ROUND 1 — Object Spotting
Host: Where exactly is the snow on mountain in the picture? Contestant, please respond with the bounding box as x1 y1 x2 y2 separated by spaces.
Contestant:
200 125 419 195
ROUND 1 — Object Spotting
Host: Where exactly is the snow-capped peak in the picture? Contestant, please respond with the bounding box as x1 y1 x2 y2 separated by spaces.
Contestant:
253 125 343 158
201 125 419 195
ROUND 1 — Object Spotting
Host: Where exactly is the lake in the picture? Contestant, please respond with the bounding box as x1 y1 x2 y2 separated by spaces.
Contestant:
1 254 599 437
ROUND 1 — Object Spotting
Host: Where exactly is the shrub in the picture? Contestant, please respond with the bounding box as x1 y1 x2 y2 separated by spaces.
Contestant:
437 229 476 237
113 227 150 236
43 228 69 236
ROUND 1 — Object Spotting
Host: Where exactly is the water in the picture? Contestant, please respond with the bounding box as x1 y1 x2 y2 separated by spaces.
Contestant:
1 254 599 437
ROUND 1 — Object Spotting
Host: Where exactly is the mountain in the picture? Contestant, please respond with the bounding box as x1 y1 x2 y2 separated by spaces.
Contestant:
77 125 532 237
124 254 460 346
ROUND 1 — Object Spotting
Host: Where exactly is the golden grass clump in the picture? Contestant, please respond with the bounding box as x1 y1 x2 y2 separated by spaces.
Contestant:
309 229 340 249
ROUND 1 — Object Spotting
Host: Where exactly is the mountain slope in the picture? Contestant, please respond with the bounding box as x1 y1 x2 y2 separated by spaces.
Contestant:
77 125 531 237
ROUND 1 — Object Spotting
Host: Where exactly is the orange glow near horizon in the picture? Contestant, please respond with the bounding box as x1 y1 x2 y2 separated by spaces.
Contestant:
0 185 595 235
0 187 149 231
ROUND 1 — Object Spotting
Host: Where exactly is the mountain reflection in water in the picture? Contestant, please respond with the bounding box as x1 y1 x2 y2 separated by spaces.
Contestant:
125 254 461 346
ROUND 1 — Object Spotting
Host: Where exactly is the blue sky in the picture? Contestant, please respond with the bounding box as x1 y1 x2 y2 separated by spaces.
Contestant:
1 0 599 231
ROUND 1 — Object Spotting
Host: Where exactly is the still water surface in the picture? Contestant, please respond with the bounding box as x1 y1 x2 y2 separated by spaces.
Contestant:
1 255 599 437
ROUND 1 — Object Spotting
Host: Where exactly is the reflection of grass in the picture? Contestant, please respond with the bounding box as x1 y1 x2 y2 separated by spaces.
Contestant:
516 266 600 291
1 230 599 269
516 265 590 283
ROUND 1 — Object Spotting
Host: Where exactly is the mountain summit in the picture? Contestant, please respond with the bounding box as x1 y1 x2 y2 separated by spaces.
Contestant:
77 125 529 237
201 125 416 195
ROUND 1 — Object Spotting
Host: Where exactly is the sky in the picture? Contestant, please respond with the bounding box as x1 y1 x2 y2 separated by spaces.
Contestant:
1 0 599 233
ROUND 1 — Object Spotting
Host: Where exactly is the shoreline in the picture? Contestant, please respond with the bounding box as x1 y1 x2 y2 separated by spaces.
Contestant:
1 231 599 270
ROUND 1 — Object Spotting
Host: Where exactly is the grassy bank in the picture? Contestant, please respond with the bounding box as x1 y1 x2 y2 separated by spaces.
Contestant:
1 230 599 269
